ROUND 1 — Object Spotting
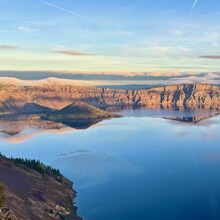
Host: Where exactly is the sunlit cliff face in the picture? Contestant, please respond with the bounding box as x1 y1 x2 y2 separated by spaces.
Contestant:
1 80 220 116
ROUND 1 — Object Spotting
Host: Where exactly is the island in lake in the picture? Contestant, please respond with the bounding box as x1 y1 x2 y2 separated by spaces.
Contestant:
1 78 220 220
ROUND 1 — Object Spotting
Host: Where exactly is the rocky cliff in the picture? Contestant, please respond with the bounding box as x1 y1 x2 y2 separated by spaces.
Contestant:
0 81 220 114
0 155 82 220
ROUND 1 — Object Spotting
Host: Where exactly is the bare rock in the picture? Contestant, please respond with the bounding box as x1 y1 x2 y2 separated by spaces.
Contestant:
0 208 19 220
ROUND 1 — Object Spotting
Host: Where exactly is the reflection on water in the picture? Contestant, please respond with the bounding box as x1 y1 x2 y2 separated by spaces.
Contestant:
52 150 144 189
118 108 220 118
164 113 220 123
0 109 219 141
60 119 103 129
0 115 74 143
0 115 102 143
1 109 220 220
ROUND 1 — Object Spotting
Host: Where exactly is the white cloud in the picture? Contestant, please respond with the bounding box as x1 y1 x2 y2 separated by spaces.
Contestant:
169 73 220 84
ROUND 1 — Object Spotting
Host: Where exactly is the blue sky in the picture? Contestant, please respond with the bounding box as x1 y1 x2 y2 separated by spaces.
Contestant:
0 0 220 75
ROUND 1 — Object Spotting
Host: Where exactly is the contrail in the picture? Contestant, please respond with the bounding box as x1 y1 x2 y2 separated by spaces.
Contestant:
192 0 198 10
39 0 99 24
188 0 198 17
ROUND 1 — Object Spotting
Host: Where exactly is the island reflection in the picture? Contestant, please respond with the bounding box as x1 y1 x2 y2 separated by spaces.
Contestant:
0 109 219 143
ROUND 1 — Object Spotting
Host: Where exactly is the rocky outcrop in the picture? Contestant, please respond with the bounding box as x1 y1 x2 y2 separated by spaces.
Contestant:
0 83 220 114
0 208 19 220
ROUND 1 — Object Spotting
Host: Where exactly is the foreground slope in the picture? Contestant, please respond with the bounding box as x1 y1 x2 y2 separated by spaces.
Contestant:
0 155 81 220
0 78 220 114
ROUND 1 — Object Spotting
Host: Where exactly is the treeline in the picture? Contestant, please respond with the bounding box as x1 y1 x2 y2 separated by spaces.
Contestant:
13 158 64 183
0 153 64 183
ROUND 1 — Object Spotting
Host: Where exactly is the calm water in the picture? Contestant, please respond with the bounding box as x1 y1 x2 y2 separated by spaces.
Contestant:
1 109 220 220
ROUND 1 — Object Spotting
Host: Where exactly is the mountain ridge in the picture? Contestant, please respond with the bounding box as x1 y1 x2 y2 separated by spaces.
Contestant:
1 78 220 114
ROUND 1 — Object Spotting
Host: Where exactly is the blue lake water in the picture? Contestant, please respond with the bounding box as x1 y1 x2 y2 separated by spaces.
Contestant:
1 109 220 220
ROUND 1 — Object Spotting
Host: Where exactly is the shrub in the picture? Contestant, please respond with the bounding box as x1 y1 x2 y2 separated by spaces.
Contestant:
0 183 7 209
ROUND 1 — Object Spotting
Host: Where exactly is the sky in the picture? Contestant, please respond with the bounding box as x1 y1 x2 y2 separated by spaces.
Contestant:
0 0 220 81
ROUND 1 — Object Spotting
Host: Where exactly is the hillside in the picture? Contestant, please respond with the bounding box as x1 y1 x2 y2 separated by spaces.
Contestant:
41 101 111 122
0 78 220 114
0 155 81 220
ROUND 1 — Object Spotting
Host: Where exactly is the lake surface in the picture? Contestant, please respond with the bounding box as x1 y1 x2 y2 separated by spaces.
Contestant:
1 109 220 220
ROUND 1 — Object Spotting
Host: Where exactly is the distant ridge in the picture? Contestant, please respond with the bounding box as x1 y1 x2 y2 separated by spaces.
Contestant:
1 78 220 114
0 76 219 87
0 77 104 87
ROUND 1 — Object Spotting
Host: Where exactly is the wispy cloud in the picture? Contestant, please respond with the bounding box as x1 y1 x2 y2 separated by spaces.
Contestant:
177 45 191 52
0 45 19 50
171 30 184 36
199 55 220 59
39 0 99 24
56 50 93 56
17 26 39 34
154 46 170 53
